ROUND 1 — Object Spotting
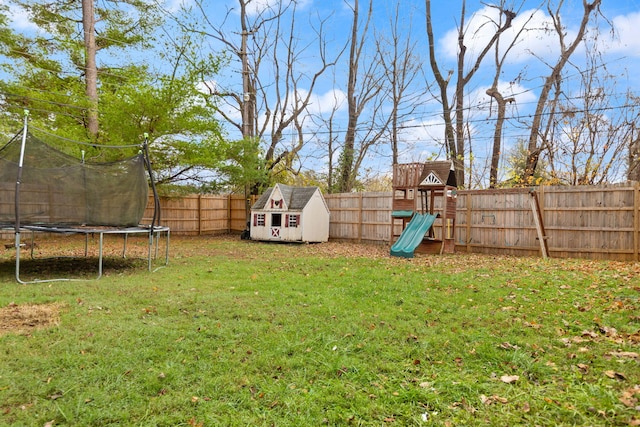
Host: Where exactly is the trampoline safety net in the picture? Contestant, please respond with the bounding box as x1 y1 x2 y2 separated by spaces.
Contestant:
0 131 149 227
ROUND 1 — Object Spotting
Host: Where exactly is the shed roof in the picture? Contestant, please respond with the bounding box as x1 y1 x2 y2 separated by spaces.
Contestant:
252 184 322 211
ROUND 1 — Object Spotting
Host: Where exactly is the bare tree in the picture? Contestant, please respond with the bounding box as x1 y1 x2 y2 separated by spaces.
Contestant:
543 43 637 185
308 79 344 191
426 0 516 187
195 0 340 192
377 2 427 166
522 0 602 183
334 0 393 193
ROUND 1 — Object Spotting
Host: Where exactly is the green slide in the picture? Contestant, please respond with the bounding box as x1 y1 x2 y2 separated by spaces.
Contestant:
390 213 437 258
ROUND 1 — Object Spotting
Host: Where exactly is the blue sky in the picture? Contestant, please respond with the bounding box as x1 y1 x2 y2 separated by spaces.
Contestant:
6 0 640 185
193 0 640 184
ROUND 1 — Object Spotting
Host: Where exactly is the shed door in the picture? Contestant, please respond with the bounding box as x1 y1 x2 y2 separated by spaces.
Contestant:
270 213 282 238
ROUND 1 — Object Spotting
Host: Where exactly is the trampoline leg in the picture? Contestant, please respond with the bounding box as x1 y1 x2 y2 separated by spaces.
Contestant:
98 232 103 279
29 231 35 259
15 232 25 284
122 234 128 258
165 230 170 265
147 231 153 271
154 232 160 259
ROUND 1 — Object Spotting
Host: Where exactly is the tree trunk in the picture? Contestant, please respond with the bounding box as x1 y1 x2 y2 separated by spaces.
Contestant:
427 0 516 188
82 0 98 139
337 0 361 193
426 0 456 182
486 88 514 187
454 0 467 188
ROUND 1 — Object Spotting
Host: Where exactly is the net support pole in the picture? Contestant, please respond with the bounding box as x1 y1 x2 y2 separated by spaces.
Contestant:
142 133 165 271
14 110 29 284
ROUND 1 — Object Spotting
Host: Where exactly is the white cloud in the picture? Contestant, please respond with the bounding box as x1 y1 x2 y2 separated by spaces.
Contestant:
306 88 347 116
603 11 640 56
164 0 193 13
196 80 218 95
5 2 37 31
239 0 312 17
396 117 448 161
438 6 576 65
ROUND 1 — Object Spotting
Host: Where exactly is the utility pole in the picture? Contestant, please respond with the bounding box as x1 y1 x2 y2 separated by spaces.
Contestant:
239 0 255 219
240 1 254 140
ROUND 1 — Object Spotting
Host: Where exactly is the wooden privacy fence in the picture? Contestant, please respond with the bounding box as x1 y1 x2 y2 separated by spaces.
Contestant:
141 194 255 236
326 184 640 261
144 184 640 261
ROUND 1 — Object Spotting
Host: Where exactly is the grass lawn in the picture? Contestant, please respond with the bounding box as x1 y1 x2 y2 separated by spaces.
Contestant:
0 235 639 426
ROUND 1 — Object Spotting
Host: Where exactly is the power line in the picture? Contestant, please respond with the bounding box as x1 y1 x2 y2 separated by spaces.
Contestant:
30 124 142 149
1 91 89 111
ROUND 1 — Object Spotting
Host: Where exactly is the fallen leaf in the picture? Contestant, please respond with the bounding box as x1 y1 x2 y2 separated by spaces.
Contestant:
608 351 639 359
544 396 560 405
604 370 627 380
498 342 519 350
598 325 618 337
500 374 519 384
576 363 589 373
620 386 640 408
524 321 542 329
481 394 508 405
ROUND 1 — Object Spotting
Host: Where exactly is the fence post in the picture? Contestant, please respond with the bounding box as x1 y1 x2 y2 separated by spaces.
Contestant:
196 194 201 235
227 194 232 234
466 192 472 253
358 193 363 243
635 182 639 261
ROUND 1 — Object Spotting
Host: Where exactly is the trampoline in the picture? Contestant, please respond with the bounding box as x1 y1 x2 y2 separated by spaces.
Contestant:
0 112 169 283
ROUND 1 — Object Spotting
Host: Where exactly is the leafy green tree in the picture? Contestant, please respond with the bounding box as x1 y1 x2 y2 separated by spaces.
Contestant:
0 1 240 190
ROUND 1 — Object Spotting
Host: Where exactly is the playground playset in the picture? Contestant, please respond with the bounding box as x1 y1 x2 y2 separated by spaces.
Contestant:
390 161 457 258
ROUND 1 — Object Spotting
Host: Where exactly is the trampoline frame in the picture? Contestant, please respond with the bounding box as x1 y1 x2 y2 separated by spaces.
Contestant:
12 225 170 284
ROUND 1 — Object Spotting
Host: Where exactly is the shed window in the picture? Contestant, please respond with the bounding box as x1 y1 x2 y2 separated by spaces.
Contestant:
271 213 282 227
286 214 300 228
254 213 265 227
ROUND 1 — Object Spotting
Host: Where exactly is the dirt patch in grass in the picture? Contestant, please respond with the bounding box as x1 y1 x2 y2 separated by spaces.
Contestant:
0 302 63 336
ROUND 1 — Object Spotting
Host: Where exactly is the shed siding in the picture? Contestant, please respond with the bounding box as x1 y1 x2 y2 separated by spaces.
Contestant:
301 191 329 242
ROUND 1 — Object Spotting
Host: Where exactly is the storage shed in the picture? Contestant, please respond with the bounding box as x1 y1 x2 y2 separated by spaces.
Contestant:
250 184 330 243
